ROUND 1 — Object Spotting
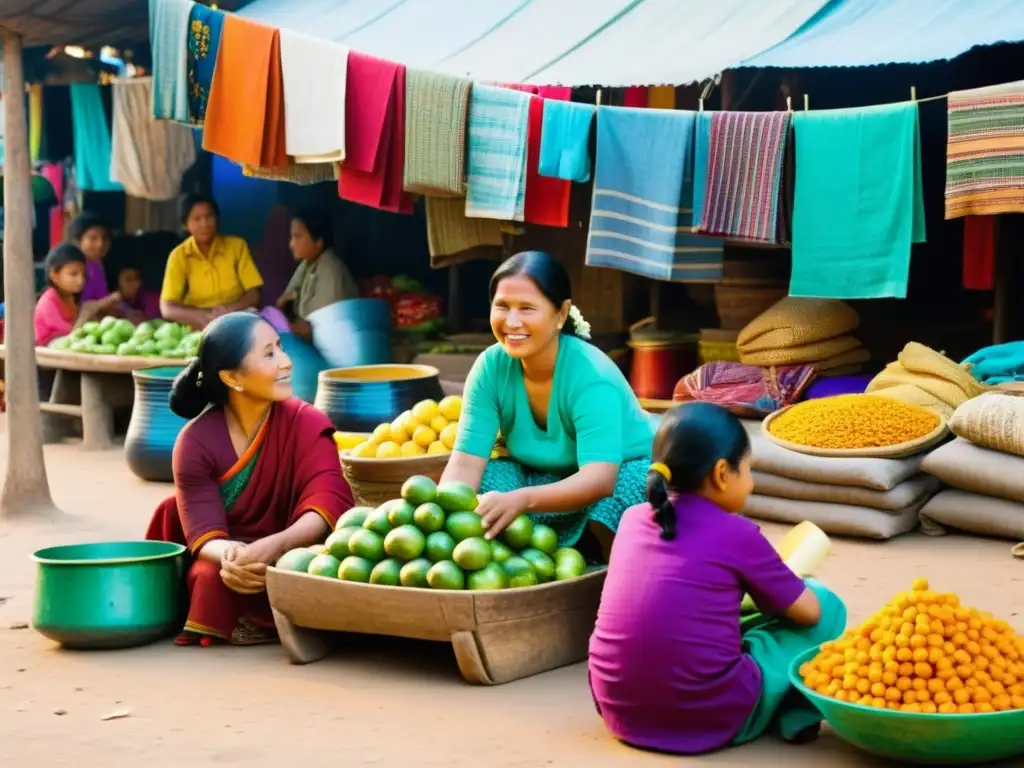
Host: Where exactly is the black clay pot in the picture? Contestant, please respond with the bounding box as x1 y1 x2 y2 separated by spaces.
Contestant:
124 367 189 483
314 364 445 433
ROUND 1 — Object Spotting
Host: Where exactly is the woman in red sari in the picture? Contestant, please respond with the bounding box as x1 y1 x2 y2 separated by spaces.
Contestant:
146 311 353 646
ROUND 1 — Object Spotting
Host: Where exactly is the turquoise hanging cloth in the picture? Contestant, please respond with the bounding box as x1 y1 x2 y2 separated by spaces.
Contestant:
69 83 123 192
150 0 195 123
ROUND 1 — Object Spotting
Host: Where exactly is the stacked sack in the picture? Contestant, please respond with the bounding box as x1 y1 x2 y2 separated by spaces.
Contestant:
919 392 1024 542
866 342 989 420
737 298 869 375
740 420 940 540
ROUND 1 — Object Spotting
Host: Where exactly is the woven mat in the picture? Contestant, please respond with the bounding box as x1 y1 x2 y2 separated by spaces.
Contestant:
403 70 471 197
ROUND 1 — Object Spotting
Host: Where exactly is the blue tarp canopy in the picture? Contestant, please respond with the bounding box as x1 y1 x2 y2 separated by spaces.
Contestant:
240 0 1024 86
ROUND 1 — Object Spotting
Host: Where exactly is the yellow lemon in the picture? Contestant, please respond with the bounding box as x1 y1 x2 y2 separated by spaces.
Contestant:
411 399 439 425
400 440 426 457
352 441 379 459
376 441 402 459
429 414 449 434
390 411 413 444
440 422 459 450
413 425 437 448
335 431 370 450
371 423 392 444
427 440 450 455
439 395 462 421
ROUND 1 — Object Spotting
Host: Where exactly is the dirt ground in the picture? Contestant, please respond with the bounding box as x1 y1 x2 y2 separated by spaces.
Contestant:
1 428 1022 767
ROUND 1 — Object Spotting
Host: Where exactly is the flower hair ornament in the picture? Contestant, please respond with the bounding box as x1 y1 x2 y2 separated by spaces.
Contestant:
568 304 591 340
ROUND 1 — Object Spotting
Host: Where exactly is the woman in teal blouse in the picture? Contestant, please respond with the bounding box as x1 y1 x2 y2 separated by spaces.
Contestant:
440 251 654 552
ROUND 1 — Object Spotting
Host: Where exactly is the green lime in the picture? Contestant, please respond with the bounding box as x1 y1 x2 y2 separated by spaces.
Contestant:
445 511 485 542
425 531 456 563
336 506 374 529
369 558 403 586
436 481 478 513
325 526 362 560
529 524 559 555
519 548 556 583
401 475 438 506
99 316 118 331
81 321 101 335
467 562 509 591
399 557 432 588
426 560 466 590
307 553 342 579
307 544 329 556
452 537 492 571
363 505 393 536
275 548 317 573
489 539 515 563
502 515 534 551
554 547 587 581
117 342 139 356
501 556 538 588
386 499 416 527
338 556 373 582
413 502 446 534
347 528 385 562
384 524 427 561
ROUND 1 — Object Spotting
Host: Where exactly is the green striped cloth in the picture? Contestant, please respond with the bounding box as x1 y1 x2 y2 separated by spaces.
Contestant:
403 70 471 197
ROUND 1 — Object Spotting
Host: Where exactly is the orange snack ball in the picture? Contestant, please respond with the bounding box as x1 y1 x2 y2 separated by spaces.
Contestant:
800 578 1024 714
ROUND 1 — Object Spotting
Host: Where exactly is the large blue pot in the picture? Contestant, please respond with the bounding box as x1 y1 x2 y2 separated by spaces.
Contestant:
308 298 392 369
315 364 445 432
124 366 189 483
278 331 331 404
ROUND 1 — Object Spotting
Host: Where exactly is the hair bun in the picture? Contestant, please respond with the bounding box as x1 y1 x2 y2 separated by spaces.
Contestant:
169 358 210 420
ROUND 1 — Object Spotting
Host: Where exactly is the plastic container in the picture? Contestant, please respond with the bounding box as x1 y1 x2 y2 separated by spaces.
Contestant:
308 298 392 369
314 364 445 433
124 366 190 483
789 647 1024 764
741 522 830 613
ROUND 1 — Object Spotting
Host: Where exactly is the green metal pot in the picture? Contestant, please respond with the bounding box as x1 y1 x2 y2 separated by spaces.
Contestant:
31 541 186 650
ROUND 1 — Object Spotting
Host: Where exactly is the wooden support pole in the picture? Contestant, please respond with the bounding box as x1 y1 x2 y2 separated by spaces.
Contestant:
1 28 57 521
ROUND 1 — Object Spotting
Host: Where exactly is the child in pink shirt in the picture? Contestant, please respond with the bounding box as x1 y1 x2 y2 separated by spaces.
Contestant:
34 244 120 347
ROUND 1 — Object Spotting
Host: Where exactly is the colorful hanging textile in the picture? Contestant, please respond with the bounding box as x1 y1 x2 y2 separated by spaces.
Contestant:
186 2 224 126
538 100 595 183
111 78 197 201
523 93 571 228
40 163 65 247
691 111 712 227
279 29 348 163
202 15 287 169
946 80 1024 219
464 84 531 222
963 215 996 290
337 53 412 214
69 83 123 192
698 111 791 244
537 86 572 102
586 106 724 282
150 0 194 122
426 196 504 268
622 87 648 108
673 361 818 418
243 162 338 185
789 103 925 300
648 86 676 110
403 70 471 197
28 85 43 163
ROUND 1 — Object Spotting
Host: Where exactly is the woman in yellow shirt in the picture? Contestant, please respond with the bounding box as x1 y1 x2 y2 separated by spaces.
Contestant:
160 194 264 329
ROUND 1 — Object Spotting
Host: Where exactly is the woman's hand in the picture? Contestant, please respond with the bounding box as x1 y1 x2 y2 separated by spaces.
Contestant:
476 490 528 539
233 535 283 567
219 543 266 594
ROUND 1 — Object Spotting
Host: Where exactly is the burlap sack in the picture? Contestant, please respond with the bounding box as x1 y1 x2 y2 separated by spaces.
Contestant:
753 471 940 511
868 342 989 419
742 420 925 490
949 392 1024 457
737 298 860 353
740 337 866 367
919 489 1024 540
742 494 922 539
921 437 1024 503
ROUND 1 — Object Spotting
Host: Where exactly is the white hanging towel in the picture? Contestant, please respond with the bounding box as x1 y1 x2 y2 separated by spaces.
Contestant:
279 29 349 164
110 77 197 201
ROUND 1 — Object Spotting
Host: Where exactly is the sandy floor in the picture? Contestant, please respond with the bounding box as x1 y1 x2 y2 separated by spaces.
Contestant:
0 429 1022 767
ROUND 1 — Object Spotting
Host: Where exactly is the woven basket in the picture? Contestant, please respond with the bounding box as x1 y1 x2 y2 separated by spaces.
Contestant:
342 454 451 507
761 406 949 459
714 283 788 331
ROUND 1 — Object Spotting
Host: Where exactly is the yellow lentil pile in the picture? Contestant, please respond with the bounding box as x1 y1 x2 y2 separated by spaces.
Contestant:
800 579 1024 714
769 394 940 450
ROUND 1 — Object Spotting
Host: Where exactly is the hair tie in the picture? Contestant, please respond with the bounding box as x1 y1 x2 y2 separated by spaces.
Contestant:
650 462 672 483
196 370 204 388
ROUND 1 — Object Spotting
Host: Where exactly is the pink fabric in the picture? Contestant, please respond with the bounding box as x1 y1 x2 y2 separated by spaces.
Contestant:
40 163 65 248
537 86 572 101
523 93 571 228
337 53 412 214
34 287 76 346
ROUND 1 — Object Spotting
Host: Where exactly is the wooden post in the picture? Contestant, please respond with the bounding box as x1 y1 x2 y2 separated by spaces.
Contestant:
1 29 58 521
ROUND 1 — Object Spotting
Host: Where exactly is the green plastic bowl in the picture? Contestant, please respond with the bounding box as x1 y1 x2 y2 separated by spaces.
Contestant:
32 541 186 650
789 646 1024 764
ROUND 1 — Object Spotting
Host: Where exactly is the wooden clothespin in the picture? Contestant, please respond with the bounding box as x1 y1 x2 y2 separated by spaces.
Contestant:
698 98 704 113
786 96 793 112
804 94 810 111
596 89 603 106
910 86 917 102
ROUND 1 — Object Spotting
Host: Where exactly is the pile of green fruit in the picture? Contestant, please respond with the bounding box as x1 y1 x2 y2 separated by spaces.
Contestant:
276 475 588 590
50 316 201 359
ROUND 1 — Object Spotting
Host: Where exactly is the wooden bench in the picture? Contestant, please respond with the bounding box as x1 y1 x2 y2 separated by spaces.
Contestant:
0 345 188 451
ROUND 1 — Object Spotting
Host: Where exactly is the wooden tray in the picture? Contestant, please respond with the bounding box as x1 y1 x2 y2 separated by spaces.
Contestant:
266 566 606 685
761 404 949 459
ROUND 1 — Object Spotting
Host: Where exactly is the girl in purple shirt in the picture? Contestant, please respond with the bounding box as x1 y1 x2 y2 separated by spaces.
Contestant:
589 402 846 755
70 212 117 306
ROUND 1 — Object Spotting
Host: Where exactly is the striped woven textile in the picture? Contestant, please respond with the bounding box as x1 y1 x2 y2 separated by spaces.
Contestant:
464 85 531 221
946 80 1024 219
697 111 791 243
403 70 472 197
